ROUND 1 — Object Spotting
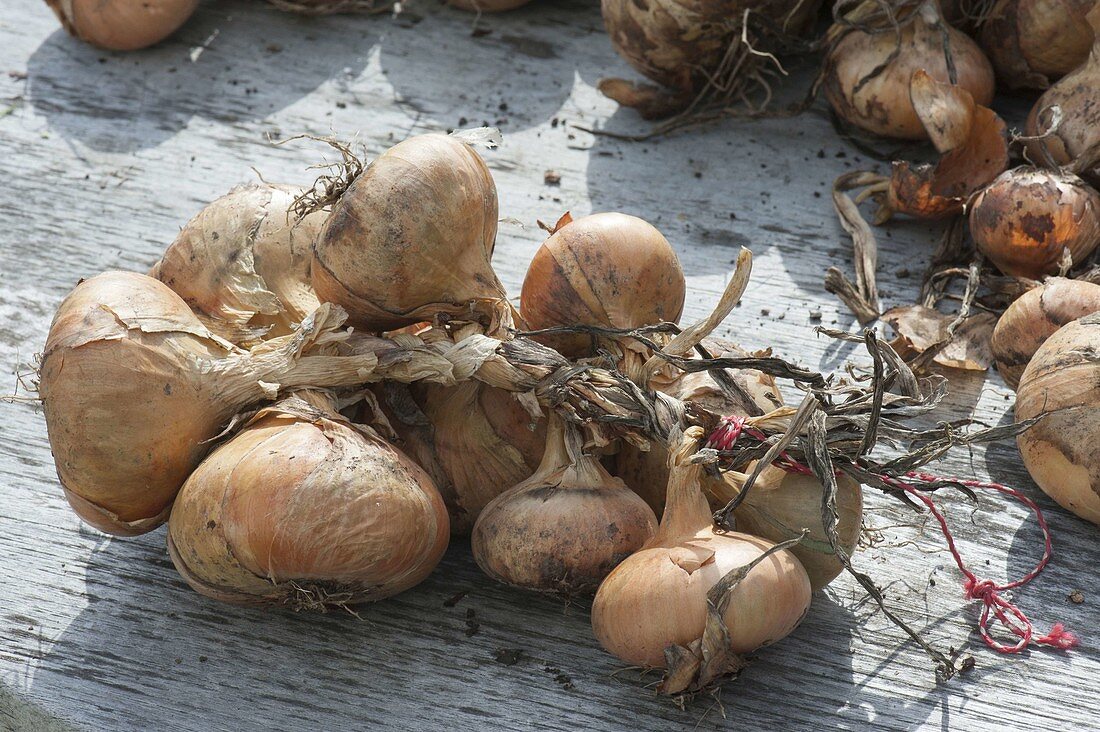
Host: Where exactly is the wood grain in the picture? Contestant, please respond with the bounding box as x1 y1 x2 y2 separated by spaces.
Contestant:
1 1 1097 730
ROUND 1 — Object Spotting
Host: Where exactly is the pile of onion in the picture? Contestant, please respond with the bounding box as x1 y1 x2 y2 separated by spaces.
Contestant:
471 414 657 595
592 428 811 680
823 0 995 140
44 0 199 50
168 391 449 607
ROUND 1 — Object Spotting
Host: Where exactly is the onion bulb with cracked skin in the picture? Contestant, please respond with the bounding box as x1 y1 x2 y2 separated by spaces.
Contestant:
45 0 199 50
1025 5 1100 167
150 183 326 347
447 0 532 10
968 167 1100 279
168 392 449 607
823 0 994 140
992 278 1100 389
708 463 863 591
520 212 685 358
980 0 1096 90
592 428 811 668
37 272 374 536
312 133 510 333
471 415 657 595
374 379 547 536
1016 313 1100 524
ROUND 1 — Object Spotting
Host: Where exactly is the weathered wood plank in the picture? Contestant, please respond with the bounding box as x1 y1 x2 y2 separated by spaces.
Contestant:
1 1 1097 730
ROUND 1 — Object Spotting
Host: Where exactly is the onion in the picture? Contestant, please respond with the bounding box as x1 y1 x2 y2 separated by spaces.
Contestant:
520 212 685 357
709 464 863 591
980 0 1096 90
599 0 820 103
616 338 783 514
823 0 995 140
969 167 1100 279
471 415 657 595
312 134 509 332
992 278 1100 389
150 183 326 347
168 391 449 607
376 379 546 536
1025 6 1100 168
38 272 373 536
592 428 811 669
1016 313 1100 524
44 0 199 50
447 0 532 10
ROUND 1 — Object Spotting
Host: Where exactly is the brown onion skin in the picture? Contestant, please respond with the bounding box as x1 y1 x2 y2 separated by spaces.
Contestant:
447 0 532 10
992 278 1100 389
980 0 1096 90
45 0 199 51
168 394 450 607
1016 314 1100 524
823 2 995 140
969 168 1100 279
520 212 686 357
376 380 547 536
312 134 505 332
600 0 821 93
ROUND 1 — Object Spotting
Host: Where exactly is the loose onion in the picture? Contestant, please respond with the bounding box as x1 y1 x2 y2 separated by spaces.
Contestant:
823 1 995 140
312 134 509 332
980 0 1096 90
44 0 199 51
168 391 449 607
969 167 1100 279
592 428 811 669
1016 313 1100 524
150 183 326 347
992 278 1100 389
38 272 373 536
376 379 547 536
520 212 685 357
471 415 657 595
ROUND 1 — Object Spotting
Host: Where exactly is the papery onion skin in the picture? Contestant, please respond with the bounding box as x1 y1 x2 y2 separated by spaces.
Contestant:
823 2 995 140
45 0 199 50
168 393 449 607
520 212 685 357
376 380 547 536
992 278 1100 389
1016 314 1100 524
312 134 506 332
471 417 657 595
969 168 1100 279
150 183 325 347
600 0 820 94
38 272 370 536
980 0 1096 90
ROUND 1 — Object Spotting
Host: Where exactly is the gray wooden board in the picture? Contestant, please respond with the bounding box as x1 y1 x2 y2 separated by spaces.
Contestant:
0 0 1096 730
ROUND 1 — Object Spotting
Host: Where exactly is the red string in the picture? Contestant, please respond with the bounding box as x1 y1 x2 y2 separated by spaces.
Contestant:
706 415 1079 655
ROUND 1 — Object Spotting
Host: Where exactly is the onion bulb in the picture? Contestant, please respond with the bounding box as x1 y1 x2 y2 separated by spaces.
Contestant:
168 391 449 607
1016 313 1100 524
592 428 811 669
44 0 199 50
471 415 657 595
520 212 685 357
1025 5 1100 166
375 379 546 536
709 464 863 591
823 1 995 140
150 183 326 347
38 272 373 536
992 278 1100 389
980 0 1096 90
312 134 509 332
969 167 1100 279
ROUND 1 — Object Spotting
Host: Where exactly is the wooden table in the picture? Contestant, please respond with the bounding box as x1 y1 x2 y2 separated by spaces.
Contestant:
1 1 1096 729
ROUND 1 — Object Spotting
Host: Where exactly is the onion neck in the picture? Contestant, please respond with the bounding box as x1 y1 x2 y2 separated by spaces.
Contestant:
536 412 616 489
651 428 714 546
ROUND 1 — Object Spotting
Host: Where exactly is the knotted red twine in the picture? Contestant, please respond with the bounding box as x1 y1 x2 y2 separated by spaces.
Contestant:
706 415 1079 655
